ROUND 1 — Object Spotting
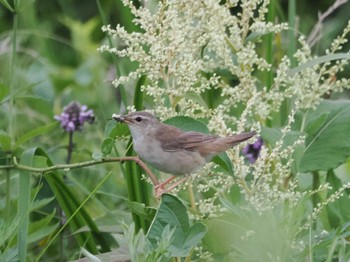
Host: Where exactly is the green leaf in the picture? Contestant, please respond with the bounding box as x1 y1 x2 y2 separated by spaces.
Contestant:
164 116 209 134
287 53 350 76
304 112 328 135
203 216 237 254
101 137 114 156
261 126 303 148
184 92 209 108
261 126 305 174
260 126 282 146
104 120 130 138
0 217 19 247
21 147 112 257
125 200 156 221
0 0 14 12
299 101 350 172
124 75 150 233
30 197 55 211
245 31 274 43
326 171 350 228
212 152 233 176
28 210 58 244
0 82 9 103
181 222 207 252
14 122 59 149
134 75 146 111
147 194 207 257
0 130 12 151
18 148 36 261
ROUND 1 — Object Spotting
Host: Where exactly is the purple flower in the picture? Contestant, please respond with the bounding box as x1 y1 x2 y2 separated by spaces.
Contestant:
242 137 263 164
54 102 95 132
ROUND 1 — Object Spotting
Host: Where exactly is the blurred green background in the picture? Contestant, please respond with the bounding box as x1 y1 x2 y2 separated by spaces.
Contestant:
1 0 350 260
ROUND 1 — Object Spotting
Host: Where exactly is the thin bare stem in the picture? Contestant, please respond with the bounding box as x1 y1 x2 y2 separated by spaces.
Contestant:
307 0 348 47
187 183 197 212
8 156 159 186
66 131 74 164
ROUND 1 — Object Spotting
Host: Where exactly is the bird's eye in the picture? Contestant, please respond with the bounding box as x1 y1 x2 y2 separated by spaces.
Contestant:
135 117 143 122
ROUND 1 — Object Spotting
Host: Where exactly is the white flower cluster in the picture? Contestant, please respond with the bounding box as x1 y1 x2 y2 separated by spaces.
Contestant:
302 182 350 231
100 0 350 215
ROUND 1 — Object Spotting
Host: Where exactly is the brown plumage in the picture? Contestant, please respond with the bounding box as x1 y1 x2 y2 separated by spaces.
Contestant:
113 111 256 196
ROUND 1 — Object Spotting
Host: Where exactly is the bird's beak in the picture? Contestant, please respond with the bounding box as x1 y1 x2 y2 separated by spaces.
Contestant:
112 113 132 124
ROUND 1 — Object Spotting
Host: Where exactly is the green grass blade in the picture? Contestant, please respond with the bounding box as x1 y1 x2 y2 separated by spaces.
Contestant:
288 0 297 67
263 0 276 91
124 75 151 232
37 170 115 261
20 147 113 258
96 0 128 107
287 53 350 76
17 149 35 261
14 122 58 149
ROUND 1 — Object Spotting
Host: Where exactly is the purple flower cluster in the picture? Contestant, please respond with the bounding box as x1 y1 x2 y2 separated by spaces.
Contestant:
242 137 263 164
54 102 94 132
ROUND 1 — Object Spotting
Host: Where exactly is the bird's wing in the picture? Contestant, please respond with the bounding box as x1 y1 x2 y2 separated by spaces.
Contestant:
157 128 218 152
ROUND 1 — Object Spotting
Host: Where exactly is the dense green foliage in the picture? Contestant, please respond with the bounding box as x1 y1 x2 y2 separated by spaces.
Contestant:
1 0 350 261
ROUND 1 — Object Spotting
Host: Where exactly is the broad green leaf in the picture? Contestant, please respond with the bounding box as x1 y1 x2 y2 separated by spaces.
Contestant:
299 101 350 172
203 216 237 254
164 116 209 134
0 130 12 151
184 92 209 108
31 155 50 168
181 222 207 252
304 113 328 135
326 171 350 228
260 126 282 146
261 126 305 173
261 126 303 149
147 194 207 257
212 152 233 176
14 122 59 149
125 200 156 221
101 137 114 156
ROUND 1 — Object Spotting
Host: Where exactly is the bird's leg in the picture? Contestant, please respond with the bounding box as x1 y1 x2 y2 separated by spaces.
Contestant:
155 176 177 190
155 176 190 198
133 156 159 186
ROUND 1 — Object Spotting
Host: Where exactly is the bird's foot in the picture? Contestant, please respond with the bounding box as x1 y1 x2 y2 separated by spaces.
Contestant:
154 176 190 199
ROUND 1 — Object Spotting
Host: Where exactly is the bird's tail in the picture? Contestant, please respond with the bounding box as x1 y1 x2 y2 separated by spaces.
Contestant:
215 131 256 150
200 131 257 161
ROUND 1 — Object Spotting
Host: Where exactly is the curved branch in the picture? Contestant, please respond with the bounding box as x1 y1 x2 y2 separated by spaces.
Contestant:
4 156 159 186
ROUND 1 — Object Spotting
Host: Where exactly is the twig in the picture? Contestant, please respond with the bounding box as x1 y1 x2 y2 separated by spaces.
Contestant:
66 131 74 164
307 0 348 47
6 156 159 186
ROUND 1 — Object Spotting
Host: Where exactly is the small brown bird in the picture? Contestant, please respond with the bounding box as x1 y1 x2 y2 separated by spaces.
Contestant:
113 111 255 196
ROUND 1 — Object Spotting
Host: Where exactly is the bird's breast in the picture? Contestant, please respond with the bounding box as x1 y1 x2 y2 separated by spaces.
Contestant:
133 138 206 175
